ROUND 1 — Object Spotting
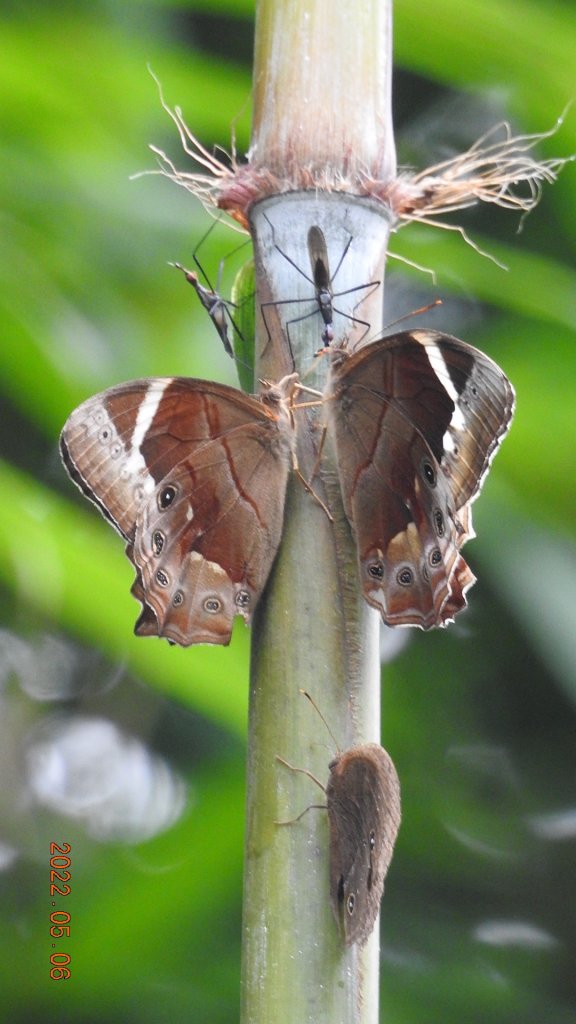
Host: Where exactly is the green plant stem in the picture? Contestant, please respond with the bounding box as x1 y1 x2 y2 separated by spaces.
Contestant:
240 2 395 1019
241 192 393 1023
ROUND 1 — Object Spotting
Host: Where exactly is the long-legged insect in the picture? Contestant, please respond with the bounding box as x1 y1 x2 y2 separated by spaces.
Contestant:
170 261 236 355
261 217 381 361
171 221 250 358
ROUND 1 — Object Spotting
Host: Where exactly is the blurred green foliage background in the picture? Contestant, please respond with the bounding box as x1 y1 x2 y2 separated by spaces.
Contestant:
1 0 575 1021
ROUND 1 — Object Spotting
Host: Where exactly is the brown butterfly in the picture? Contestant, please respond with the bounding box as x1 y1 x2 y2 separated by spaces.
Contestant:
327 743 401 946
325 328 515 628
60 375 298 646
277 693 401 947
61 327 513 642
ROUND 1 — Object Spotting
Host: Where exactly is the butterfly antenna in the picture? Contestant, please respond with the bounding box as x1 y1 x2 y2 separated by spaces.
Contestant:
300 690 340 752
383 298 443 332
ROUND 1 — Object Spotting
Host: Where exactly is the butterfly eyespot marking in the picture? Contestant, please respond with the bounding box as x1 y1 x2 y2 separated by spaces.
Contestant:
110 442 122 460
369 829 376 850
204 597 222 614
133 485 144 502
172 590 184 607
367 561 384 580
429 548 442 567
433 508 445 536
236 590 250 608
152 530 165 555
397 567 414 587
155 569 169 587
98 425 113 444
158 485 177 510
346 893 356 916
422 460 437 487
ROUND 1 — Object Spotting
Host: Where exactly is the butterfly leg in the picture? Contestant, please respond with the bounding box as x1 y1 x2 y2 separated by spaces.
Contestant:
306 422 328 485
289 382 331 497
291 443 333 522
274 755 327 825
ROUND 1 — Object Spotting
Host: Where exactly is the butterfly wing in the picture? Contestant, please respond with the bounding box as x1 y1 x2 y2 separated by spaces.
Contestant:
60 377 295 645
328 330 514 628
327 744 401 947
